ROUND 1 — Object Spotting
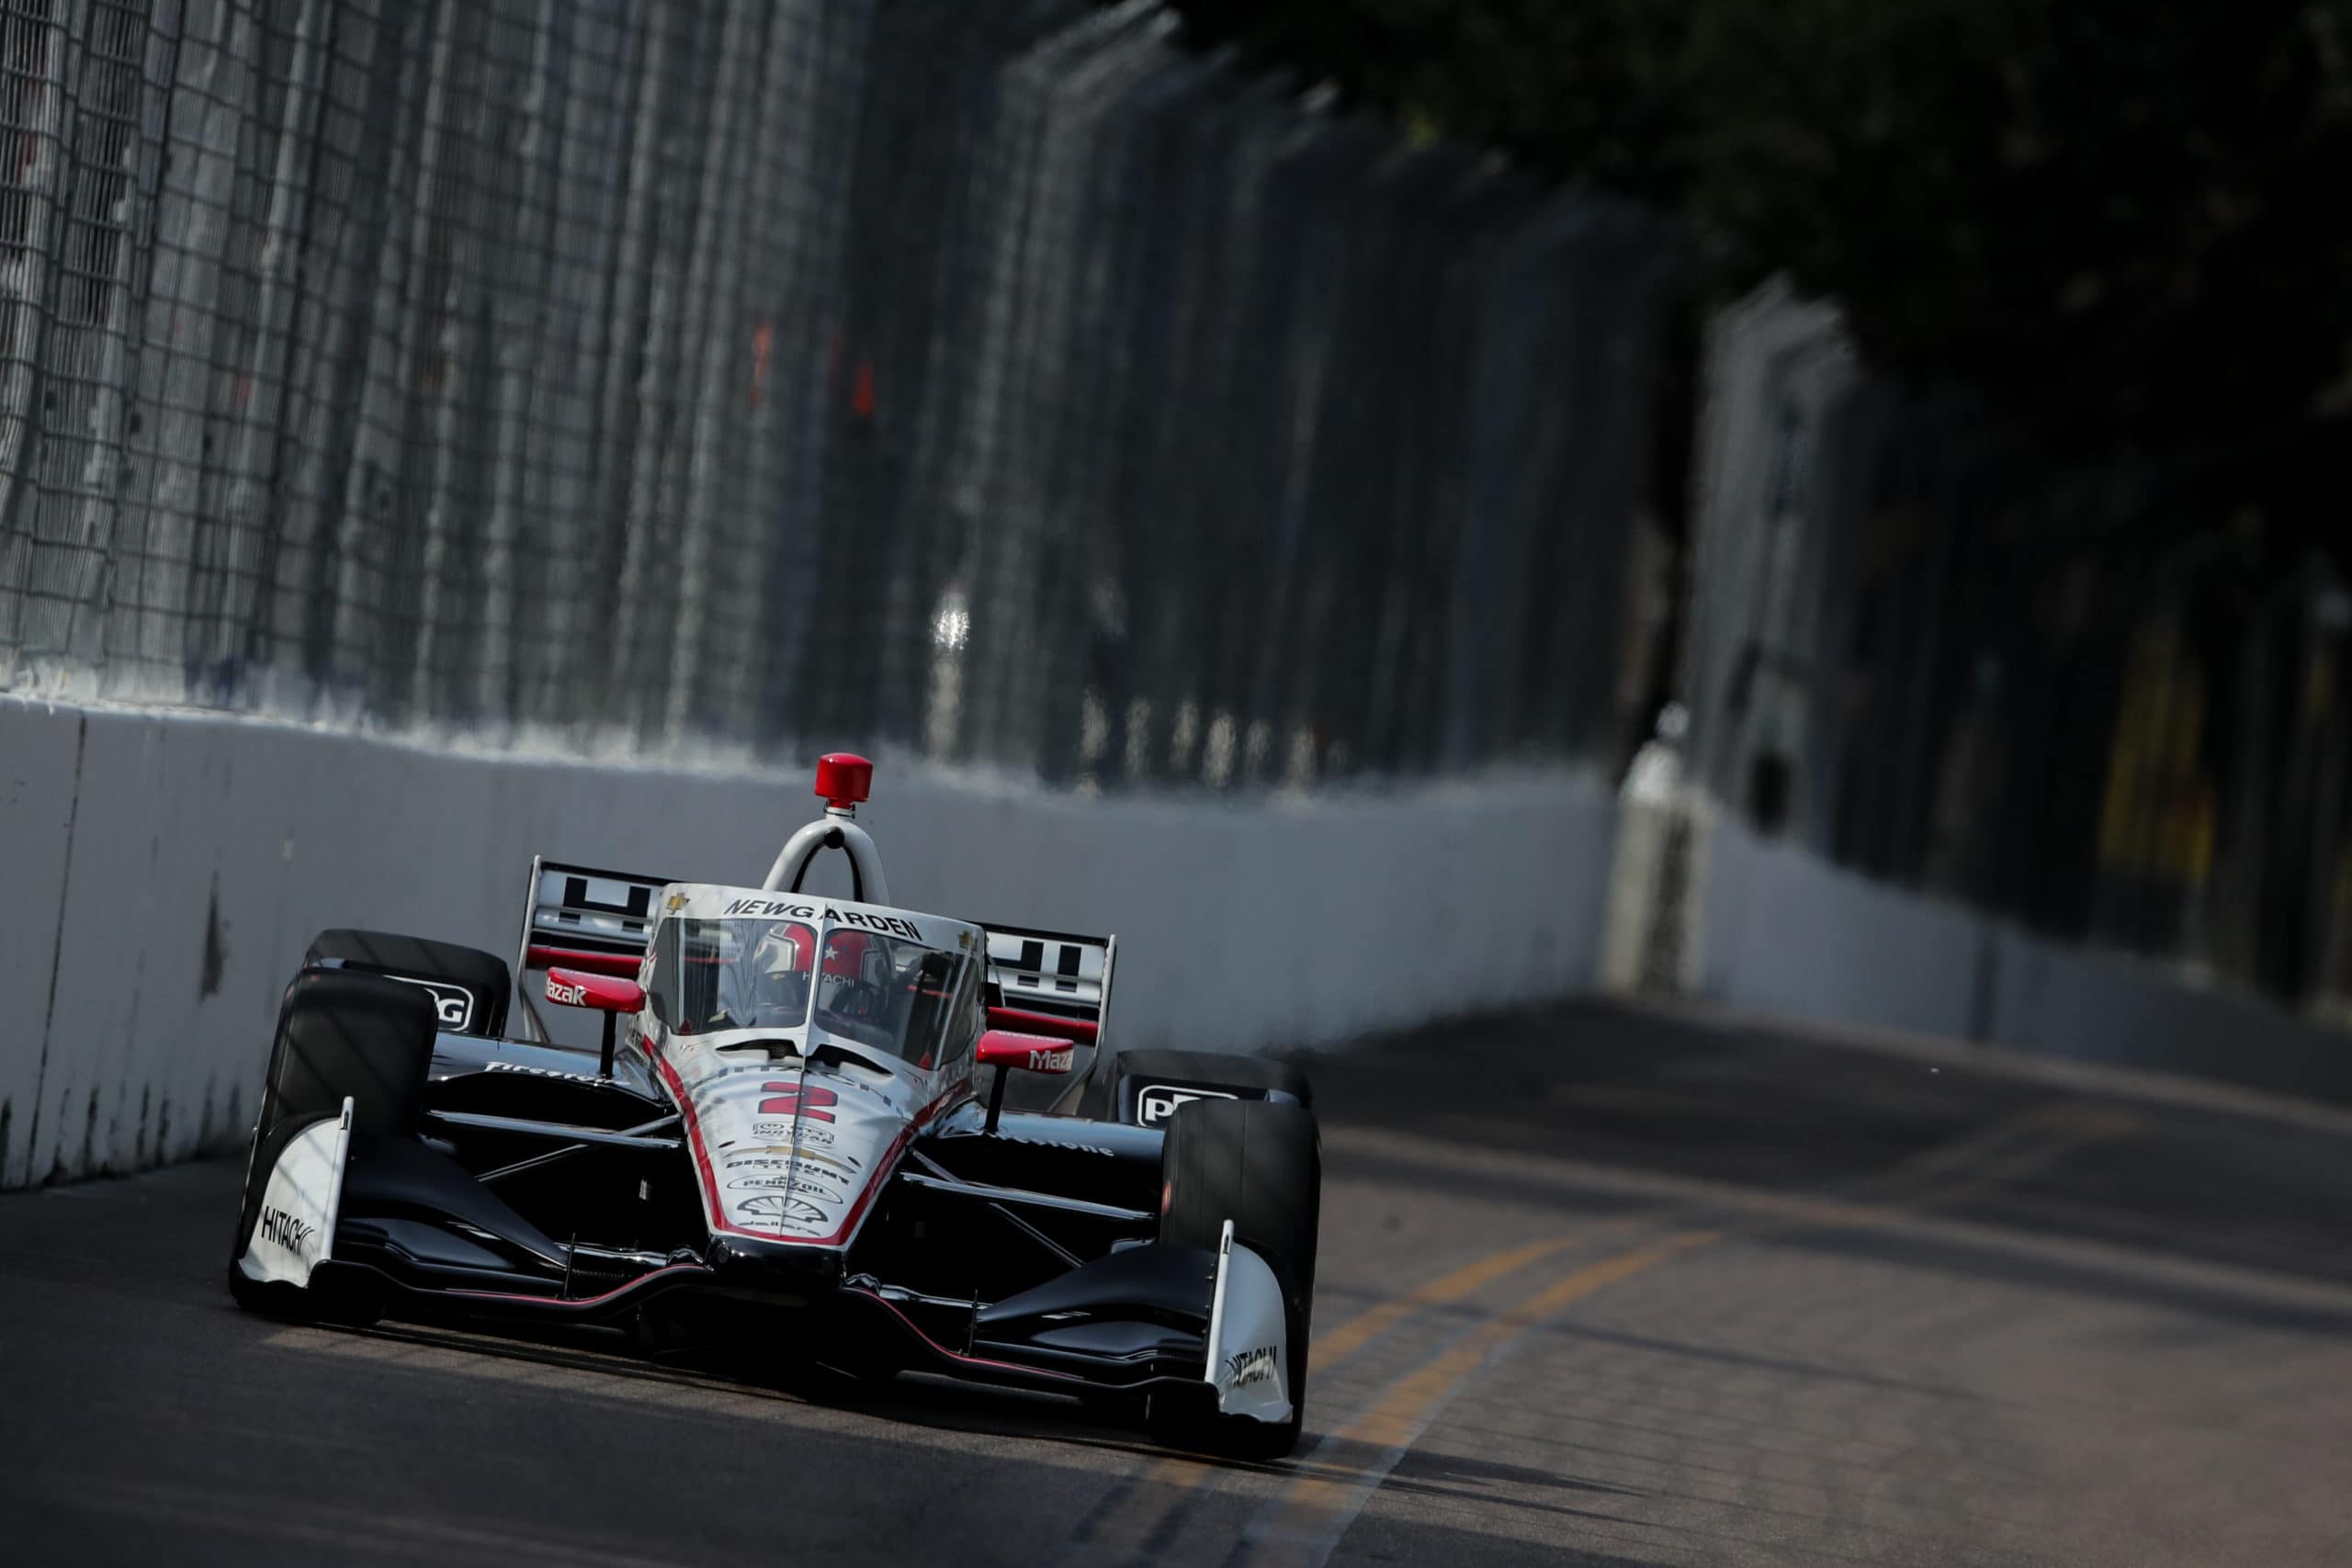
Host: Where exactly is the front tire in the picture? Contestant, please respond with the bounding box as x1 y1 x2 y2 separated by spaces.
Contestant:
228 968 437 1320
1149 1098 1321 1459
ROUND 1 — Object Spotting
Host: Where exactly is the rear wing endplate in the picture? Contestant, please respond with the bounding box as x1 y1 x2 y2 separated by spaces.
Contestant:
515 858 673 981
981 924 1116 1047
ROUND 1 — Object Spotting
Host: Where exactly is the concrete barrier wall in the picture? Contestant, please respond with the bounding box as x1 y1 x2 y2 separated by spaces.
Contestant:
0 697 1618 1188
1991 930 2352 1102
1692 811 2352 1098
1696 813 1990 1040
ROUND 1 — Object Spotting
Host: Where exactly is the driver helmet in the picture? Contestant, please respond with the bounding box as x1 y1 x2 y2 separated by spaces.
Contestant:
748 921 815 1019
818 931 875 1018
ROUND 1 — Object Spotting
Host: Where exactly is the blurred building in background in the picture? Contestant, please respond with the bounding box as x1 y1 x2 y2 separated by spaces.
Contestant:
0 0 1681 790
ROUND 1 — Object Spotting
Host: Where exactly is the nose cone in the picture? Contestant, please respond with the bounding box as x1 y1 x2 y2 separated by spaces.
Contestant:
689 1063 911 1248
704 1232 848 1295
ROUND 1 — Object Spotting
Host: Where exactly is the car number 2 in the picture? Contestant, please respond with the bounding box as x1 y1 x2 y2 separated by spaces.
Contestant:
757 1083 838 1122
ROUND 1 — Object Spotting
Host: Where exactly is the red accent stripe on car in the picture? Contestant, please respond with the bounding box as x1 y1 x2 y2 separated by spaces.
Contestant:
442 1262 710 1309
524 945 642 976
984 1006 1099 1044
847 1288 1087 1382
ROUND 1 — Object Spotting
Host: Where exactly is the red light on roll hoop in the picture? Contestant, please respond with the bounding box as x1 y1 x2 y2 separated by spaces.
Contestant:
814 752 874 809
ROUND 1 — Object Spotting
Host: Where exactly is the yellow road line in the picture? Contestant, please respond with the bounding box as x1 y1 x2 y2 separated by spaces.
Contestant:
1085 1230 1600 1551
1228 1231 1724 1568
1309 1232 1582 1367
1234 1104 2143 1562
1274 1230 1720 1526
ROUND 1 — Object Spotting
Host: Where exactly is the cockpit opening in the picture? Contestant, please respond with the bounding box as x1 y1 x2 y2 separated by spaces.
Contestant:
650 916 971 1067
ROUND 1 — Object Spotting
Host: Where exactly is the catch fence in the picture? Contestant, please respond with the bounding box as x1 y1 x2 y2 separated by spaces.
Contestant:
0 0 1682 787
1686 281 2352 1013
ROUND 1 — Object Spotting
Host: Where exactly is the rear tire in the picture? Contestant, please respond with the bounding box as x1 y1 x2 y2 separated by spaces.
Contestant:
228 969 438 1321
1066 1046 1312 1123
1148 1098 1321 1460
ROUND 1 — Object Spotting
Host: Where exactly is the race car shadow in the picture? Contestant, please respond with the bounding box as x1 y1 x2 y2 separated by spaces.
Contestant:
322 1308 1219 1461
1288 1428 1652 1516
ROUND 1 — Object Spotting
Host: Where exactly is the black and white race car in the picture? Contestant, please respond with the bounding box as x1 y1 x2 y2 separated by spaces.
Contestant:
229 754 1318 1456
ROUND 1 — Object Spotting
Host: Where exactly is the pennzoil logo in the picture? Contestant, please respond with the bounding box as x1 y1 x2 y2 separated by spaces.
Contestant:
728 1173 843 1198
737 1193 828 1233
258 1206 315 1256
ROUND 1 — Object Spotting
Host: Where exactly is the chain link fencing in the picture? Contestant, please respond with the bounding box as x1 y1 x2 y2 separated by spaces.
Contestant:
0 0 1684 788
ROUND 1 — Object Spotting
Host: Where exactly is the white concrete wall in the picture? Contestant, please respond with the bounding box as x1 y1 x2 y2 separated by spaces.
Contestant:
1991 930 2352 1101
1697 813 1989 1040
1690 810 2352 1094
0 697 1618 1187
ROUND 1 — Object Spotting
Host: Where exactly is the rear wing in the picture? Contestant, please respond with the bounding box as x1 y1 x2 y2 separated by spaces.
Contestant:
508 863 1117 1048
981 924 1116 1047
514 858 673 982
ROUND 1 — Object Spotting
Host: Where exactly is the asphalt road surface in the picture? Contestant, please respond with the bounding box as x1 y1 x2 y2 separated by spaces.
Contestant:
6 999 2352 1567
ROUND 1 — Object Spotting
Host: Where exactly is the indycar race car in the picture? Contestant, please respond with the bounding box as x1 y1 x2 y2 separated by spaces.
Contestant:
228 754 1319 1457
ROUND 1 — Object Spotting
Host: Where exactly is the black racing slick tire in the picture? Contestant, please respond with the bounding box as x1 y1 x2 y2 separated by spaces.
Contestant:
1149 1098 1321 1460
303 928 512 1039
228 969 438 1320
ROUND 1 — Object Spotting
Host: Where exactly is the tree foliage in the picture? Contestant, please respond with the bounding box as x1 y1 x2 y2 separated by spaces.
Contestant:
1169 0 2352 545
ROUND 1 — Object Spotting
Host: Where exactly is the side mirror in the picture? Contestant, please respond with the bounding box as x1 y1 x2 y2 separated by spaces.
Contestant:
546 968 643 1081
977 1029 1079 1134
546 967 644 1014
976 1029 1076 1076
